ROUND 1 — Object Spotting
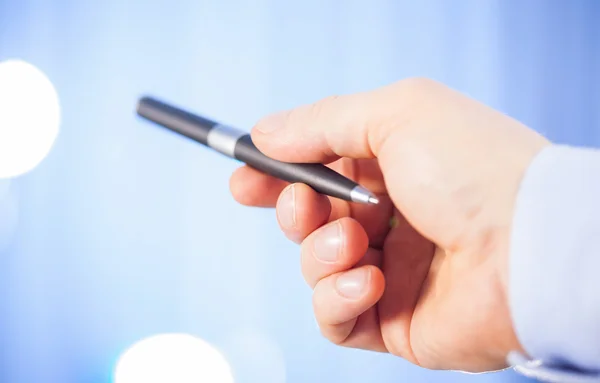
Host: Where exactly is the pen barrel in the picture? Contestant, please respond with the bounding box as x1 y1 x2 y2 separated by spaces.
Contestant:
137 97 217 146
233 135 359 201
136 96 375 204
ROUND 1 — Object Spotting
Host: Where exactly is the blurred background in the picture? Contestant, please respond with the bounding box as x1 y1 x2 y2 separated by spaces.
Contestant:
0 0 599 382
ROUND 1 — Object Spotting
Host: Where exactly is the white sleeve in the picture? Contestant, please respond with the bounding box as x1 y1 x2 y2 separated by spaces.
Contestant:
508 144 600 381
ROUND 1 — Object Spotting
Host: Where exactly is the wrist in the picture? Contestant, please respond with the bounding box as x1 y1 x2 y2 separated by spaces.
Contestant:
491 138 551 364
490 225 527 363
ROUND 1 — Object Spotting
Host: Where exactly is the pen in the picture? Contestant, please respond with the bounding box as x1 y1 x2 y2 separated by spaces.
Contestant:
136 96 379 205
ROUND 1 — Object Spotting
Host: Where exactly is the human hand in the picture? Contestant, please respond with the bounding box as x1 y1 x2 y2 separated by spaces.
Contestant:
229 78 550 372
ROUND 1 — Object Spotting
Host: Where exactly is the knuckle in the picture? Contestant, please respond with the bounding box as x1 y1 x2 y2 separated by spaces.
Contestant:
318 94 342 110
255 109 294 133
311 286 351 346
393 77 439 112
283 107 302 129
308 94 341 123
313 320 345 347
311 281 325 309
300 248 317 288
381 77 441 137
320 327 345 346
396 76 438 95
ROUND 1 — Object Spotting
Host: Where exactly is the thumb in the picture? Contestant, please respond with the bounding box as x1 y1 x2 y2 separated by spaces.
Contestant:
251 80 421 164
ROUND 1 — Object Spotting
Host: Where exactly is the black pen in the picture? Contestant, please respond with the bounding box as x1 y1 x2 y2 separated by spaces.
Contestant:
136 96 379 205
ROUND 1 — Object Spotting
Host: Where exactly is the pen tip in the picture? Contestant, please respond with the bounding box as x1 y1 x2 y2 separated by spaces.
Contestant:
368 196 379 205
351 186 380 205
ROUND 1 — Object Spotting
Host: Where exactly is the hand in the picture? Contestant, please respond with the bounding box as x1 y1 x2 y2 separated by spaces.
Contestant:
229 78 550 372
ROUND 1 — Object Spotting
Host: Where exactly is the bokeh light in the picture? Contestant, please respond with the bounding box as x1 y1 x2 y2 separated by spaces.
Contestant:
113 333 234 383
0 59 60 178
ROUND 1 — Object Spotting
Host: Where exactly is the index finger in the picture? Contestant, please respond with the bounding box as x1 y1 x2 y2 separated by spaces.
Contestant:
250 78 432 164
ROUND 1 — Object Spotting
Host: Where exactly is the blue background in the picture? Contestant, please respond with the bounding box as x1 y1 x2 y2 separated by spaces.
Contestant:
0 0 598 382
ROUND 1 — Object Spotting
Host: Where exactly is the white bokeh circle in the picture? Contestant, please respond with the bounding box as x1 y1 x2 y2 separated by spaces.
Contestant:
114 333 235 383
0 59 60 178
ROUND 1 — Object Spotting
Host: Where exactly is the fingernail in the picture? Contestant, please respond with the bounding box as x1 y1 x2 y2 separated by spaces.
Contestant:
336 268 369 299
312 222 342 263
277 184 296 229
255 111 287 134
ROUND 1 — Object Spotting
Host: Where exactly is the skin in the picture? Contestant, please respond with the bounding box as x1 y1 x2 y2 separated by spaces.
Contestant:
228 78 550 373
